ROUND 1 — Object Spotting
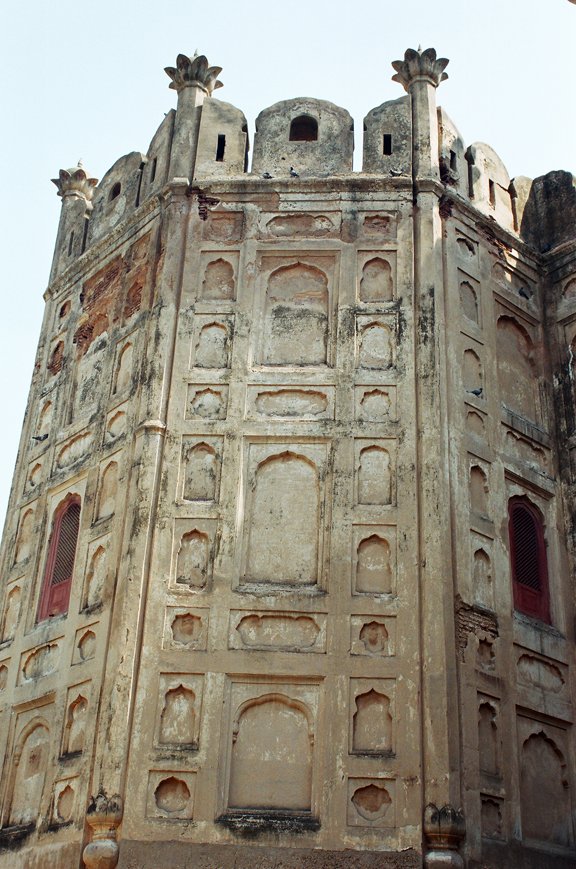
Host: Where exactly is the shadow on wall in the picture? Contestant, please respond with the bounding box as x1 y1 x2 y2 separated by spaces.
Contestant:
519 171 576 252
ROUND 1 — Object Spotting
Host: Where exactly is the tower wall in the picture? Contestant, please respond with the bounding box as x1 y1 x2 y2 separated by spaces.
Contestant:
0 49 575 869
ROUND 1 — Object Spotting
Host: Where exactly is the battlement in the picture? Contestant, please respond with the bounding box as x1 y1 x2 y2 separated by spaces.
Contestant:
49 48 576 283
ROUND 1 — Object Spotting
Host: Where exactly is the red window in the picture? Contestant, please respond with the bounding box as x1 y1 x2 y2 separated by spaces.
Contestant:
508 498 550 623
37 496 81 621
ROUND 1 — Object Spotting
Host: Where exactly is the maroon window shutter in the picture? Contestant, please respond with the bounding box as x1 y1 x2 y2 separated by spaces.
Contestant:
509 500 550 623
38 498 81 621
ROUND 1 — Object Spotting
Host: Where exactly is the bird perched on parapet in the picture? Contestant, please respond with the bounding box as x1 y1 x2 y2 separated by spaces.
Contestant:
466 388 483 397
389 168 404 177
262 172 273 179
31 434 48 442
518 287 531 300
289 167 299 177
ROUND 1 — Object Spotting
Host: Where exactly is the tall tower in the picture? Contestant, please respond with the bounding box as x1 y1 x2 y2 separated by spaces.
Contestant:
0 48 575 869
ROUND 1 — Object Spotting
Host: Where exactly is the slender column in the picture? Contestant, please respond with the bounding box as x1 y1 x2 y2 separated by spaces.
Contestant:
50 163 98 282
392 48 465 868
165 53 223 181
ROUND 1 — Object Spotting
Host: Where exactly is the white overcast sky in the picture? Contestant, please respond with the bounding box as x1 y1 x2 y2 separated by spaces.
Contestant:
0 0 575 528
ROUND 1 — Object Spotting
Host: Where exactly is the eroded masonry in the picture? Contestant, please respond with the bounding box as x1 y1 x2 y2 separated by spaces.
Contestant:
0 47 575 868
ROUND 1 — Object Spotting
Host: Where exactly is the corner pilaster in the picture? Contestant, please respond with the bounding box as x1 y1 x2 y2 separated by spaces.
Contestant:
50 163 98 282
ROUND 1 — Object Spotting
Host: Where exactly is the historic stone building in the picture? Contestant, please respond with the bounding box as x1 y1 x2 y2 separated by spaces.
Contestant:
0 46 575 868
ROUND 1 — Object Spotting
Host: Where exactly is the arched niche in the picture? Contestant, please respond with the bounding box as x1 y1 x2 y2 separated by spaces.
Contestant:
358 446 391 505
245 452 320 585
176 530 210 588
360 258 393 302
470 465 488 516
195 322 229 368
478 702 499 776
229 693 313 811
520 732 572 846
358 322 393 369
262 263 328 366
496 316 537 420
352 689 392 754
473 548 493 609
202 259 235 300
63 695 88 755
9 720 50 827
84 546 106 609
14 509 34 564
97 462 118 519
2 585 21 641
183 443 218 502
37 401 53 437
463 348 483 393
460 281 479 323
160 685 196 745
356 535 392 594
113 342 133 394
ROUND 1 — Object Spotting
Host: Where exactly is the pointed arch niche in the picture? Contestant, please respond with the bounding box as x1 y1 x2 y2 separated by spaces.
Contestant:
496 315 538 421
262 262 329 366
243 444 327 588
228 693 314 812
8 719 51 827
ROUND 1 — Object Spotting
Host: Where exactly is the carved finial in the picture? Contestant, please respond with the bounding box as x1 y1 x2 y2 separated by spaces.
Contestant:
424 803 466 851
164 53 223 95
391 47 449 91
51 165 98 202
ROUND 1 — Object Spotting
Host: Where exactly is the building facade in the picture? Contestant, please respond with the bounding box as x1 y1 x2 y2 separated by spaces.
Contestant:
0 47 575 868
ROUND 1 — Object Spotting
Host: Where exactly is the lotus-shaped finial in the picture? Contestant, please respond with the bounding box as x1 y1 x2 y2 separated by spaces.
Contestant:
392 47 449 91
164 53 223 95
51 162 98 201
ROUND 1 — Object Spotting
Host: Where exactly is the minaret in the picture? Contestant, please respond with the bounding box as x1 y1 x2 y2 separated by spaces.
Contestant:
164 53 223 181
50 163 98 282
392 48 466 868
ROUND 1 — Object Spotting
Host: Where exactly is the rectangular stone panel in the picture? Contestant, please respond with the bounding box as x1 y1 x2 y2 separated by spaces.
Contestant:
347 777 396 828
239 440 330 590
146 769 197 820
245 385 335 421
162 607 209 652
229 610 327 653
354 385 397 423
186 384 229 420
350 616 396 658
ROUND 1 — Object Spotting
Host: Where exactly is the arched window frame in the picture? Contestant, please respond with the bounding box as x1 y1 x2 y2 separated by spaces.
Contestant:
508 496 551 623
37 494 81 622
289 115 318 142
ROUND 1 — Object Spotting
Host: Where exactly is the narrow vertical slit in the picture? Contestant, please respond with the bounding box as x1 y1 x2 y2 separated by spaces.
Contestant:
216 135 226 162
383 134 392 156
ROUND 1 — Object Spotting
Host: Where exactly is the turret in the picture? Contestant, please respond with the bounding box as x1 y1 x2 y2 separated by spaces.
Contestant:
50 163 98 282
165 52 223 181
391 47 449 182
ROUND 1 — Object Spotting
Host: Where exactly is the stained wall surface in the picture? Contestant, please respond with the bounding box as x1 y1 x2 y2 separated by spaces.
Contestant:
0 49 575 869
